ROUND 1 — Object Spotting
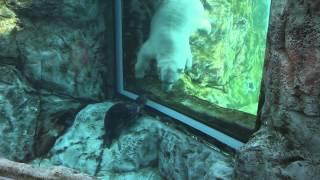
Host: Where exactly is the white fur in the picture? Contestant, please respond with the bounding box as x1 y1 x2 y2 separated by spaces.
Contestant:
135 0 211 91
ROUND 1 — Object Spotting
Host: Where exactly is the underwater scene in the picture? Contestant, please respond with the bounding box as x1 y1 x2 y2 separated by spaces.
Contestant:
124 0 271 138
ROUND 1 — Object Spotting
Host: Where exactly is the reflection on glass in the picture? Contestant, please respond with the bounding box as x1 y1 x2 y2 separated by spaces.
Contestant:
123 0 271 140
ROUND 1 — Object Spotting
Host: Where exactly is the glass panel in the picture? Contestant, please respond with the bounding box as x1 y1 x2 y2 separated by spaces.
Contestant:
122 0 271 140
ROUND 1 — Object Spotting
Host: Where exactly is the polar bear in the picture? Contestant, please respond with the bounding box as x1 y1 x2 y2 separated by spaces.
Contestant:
134 0 211 91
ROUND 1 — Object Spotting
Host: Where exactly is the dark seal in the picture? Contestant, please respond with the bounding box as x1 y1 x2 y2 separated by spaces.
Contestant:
103 95 147 148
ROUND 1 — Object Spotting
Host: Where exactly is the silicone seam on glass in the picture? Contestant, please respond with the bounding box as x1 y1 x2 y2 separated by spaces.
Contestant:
114 0 244 150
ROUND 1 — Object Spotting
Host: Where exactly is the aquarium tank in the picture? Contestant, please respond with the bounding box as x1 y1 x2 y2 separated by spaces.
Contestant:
121 0 271 141
1 0 318 179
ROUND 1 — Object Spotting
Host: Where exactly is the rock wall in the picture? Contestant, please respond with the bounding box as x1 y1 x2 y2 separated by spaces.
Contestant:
0 0 110 161
234 0 320 179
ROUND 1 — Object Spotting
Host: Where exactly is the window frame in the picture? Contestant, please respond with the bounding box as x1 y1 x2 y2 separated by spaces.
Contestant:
114 0 245 150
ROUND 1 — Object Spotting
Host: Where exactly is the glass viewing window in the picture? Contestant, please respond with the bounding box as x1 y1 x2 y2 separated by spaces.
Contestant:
115 0 271 150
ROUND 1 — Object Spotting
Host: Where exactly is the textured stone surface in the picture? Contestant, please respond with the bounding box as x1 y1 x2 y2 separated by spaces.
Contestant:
1 0 108 100
234 0 320 179
0 65 40 161
16 22 106 99
0 0 110 162
159 129 233 180
34 103 158 175
33 102 233 179
16 20 107 100
33 92 84 157
43 102 160 175
5 0 101 25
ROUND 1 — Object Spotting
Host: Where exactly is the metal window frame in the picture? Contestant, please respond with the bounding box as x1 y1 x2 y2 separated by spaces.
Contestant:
114 0 244 150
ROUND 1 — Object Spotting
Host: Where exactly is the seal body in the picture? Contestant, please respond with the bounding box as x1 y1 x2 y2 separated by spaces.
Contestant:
103 96 147 148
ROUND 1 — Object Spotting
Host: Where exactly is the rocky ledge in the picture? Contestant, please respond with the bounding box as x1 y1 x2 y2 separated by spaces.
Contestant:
32 102 234 180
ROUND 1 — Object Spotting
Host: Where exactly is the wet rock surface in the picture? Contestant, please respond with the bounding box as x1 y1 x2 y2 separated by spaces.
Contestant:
234 0 320 179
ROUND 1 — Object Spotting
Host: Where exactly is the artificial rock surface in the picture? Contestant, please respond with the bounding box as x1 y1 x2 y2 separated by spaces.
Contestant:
1 0 108 100
0 0 110 162
0 65 40 161
234 0 320 179
33 102 233 179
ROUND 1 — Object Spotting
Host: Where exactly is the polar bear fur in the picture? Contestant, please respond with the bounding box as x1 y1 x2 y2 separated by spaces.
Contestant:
134 0 211 91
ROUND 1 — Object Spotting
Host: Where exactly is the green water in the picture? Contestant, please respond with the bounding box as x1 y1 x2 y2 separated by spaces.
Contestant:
183 0 271 115
125 0 272 132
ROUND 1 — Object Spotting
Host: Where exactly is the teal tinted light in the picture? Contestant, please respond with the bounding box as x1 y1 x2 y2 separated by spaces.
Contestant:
116 0 271 147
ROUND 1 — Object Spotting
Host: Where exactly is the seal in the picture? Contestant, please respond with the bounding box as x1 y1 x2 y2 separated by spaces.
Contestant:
103 95 147 148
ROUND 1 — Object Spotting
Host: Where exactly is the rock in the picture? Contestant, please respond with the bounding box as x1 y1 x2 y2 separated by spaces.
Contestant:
0 0 110 163
33 92 85 157
0 0 108 157
32 101 233 179
159 127 233 180
45 102 160 175
0 65 40 161
47 102 112 175
16 20 107 100
234 0 320 179
5 0 103 26
104 116 160 173
1 0 109 100
0 157 96 180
